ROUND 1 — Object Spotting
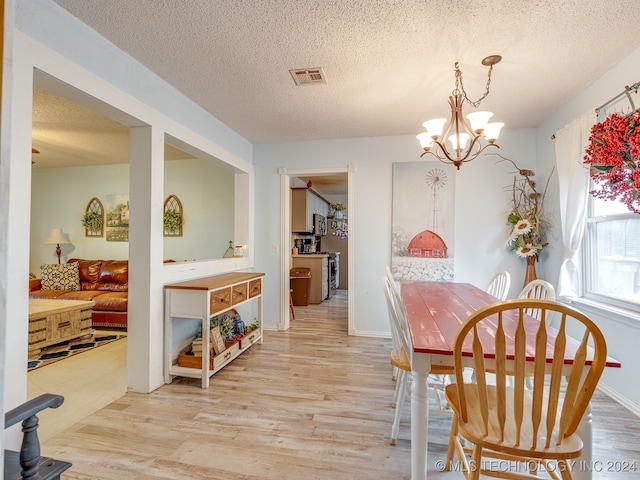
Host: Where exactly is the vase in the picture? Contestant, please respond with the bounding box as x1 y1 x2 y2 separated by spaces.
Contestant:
523 255 537 289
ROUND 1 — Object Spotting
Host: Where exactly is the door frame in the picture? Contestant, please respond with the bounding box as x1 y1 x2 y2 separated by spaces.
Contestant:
278 165 355 333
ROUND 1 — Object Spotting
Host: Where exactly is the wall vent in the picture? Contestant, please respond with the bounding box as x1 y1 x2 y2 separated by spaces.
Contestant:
289 67 326 86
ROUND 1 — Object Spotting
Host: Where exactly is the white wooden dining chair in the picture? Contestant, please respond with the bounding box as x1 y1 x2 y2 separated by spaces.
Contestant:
444 299 608 480
517 279 556 320
485 269 511 301
517 279 558 390
385 266 404 382
385 266 453 396
381 274 453 445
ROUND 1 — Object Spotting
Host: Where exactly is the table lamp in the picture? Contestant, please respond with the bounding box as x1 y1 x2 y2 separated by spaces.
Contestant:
44 228 70 264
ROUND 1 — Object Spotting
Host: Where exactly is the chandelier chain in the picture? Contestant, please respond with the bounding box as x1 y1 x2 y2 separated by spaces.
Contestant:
453 61 495 108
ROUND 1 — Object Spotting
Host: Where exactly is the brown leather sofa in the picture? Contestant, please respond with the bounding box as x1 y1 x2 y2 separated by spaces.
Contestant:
29 258 128 329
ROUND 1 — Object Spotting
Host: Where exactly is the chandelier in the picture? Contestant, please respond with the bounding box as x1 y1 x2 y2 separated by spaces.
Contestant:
416 55 504 170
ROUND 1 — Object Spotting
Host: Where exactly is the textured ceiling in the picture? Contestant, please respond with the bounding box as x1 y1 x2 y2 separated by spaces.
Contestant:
34 0 640 189
49 0 640 146
32 85 194 169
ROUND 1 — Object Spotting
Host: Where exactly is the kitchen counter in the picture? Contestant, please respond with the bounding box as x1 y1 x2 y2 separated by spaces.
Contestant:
291 255 329 303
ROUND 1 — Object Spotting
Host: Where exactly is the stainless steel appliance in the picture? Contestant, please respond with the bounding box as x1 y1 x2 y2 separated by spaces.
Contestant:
316 251 338 297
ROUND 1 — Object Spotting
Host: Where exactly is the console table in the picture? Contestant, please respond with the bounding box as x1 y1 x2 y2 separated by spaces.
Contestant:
28 299 94 359
164 272 264 388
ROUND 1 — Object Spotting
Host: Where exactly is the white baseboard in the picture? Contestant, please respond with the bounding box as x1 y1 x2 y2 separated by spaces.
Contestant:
351 329 390 338
597 383 640 418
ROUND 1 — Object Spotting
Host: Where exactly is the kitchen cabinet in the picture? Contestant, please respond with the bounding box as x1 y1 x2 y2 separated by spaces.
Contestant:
164 272 264 388
292 254 328 303
291 188 329 233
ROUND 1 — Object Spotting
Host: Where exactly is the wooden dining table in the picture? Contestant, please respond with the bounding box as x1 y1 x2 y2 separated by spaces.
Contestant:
400 281 621 480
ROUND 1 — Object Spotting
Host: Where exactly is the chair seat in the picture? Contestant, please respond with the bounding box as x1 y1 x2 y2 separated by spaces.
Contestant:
391 349 454 375
390 348 411 371
445 384 584 460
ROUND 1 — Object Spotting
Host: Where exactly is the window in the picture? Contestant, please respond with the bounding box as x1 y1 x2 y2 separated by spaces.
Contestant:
584 193 640 309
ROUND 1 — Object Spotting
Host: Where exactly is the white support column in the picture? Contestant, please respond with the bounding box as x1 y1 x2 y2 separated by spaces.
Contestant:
2 19 35 451
128 125 165 393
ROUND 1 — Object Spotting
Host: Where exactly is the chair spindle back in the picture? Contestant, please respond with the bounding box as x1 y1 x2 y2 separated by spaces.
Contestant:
453 299 607 449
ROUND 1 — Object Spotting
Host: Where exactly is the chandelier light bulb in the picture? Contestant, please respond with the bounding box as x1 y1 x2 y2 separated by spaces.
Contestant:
484 122 504 142
466 111 493 133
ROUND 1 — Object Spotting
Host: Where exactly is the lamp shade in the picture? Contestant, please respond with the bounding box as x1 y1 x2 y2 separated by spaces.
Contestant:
421 118 447 138
44 228 70 245
416 132 434 150
466 111 493 133
448 133 469 151
484 122 504 142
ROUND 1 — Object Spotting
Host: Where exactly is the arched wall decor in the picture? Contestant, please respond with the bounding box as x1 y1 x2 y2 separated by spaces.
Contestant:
164 194 183 237
83 197 104 237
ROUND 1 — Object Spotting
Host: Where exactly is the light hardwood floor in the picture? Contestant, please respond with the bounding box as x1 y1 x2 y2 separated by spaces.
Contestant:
30 291 640 479
27 332 128 443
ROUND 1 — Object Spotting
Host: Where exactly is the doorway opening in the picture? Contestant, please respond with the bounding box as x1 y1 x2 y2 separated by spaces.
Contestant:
279 166 354 334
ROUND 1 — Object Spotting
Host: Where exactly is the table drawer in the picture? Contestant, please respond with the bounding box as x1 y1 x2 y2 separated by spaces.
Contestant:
213 341 239 369
232 282 248 304
210 288 231 314
240 328 260 349
48 308 92 341
248 279 262 298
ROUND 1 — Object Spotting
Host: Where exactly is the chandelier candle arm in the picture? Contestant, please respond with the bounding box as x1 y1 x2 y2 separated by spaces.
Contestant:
416 55 503 170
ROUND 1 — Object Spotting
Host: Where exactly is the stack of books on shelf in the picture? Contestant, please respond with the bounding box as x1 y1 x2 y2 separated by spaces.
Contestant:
191 336 212 355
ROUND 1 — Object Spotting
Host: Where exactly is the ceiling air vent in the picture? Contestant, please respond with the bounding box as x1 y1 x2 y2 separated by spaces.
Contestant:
289 68 326 86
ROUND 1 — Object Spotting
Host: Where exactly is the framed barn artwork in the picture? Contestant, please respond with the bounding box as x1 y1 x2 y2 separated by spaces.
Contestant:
391 161 455 281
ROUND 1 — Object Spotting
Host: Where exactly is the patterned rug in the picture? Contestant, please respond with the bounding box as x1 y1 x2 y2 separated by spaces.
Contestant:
28 333 127 371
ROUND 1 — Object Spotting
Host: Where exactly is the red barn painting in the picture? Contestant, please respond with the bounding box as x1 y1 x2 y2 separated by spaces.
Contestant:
407 229 448 258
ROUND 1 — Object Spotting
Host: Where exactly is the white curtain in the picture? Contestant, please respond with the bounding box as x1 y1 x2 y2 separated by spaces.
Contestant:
554 110 597 300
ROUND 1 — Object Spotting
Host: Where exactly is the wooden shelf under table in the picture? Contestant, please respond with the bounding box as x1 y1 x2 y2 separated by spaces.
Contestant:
164 272 265 388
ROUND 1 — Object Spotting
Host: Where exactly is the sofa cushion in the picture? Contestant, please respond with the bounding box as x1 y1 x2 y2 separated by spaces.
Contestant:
56 290 108 302
29 278 42 292
98 260 128 285
40 263 81 291
68 259 102 284
29 289 73 300
96 283 128 292
90 292 128 312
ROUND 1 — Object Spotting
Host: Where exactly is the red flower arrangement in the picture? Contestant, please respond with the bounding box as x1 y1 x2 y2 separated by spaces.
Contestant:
583 111 640 214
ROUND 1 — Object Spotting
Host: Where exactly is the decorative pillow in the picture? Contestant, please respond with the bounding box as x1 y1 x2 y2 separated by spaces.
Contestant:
40 262 81 291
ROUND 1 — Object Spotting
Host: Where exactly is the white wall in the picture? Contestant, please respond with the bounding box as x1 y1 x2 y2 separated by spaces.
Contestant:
535 45 640 410
2 0 255 452
29 159 235 271
31 165 131 268
254 129 538 335
16 0 252 162
163 159 235 262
